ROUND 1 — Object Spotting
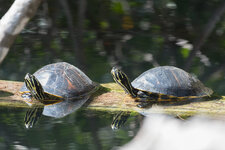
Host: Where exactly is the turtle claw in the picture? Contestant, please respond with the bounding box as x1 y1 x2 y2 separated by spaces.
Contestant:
137 102 154 108
21 92 32 99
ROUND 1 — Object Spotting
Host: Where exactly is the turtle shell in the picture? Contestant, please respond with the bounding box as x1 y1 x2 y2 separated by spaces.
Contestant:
20 62 97 99
131 66 213 97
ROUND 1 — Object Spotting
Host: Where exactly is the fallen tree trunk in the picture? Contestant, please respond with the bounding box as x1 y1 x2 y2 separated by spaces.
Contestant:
0 80 224 117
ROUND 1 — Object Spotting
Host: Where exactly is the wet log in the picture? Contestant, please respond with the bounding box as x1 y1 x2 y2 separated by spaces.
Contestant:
0 80 224 117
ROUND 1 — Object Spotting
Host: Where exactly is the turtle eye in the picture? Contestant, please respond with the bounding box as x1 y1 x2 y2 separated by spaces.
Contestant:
25 73 33 80
112 68 122 80
111 68 120 81
24 74 45 100
27 74 37 89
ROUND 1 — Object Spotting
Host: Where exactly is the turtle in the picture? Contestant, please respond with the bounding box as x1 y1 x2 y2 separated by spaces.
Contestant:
111 66 213 106
20 62 98 105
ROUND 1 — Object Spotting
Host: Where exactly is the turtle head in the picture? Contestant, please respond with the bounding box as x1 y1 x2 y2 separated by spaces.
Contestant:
111 67 137 98
24 73 45 100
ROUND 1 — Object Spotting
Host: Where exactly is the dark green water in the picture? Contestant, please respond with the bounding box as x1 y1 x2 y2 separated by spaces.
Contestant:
0 0 225 149
0 107 141 150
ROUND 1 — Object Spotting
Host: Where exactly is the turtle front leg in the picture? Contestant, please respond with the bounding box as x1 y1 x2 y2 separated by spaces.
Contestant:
21 92 33 99
136 102 152 108
135 91 159 108
137 91 160 100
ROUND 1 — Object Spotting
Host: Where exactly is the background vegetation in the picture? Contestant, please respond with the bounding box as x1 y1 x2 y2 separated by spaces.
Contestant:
1 0 225 94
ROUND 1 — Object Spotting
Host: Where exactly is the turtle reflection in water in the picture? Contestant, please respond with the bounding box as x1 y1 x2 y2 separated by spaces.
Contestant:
24 106 43 128
24 99 89 128
20 62 98 105
111 66 213 107
111 111 131 130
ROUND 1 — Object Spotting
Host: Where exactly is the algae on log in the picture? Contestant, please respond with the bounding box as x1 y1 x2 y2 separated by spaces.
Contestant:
0 80 224 117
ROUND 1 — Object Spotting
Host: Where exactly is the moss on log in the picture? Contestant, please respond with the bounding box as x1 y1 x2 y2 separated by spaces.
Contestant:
0 80 224 117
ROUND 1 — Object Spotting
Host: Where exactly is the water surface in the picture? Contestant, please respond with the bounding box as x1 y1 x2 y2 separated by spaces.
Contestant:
0 107 141 150
0 0 225 149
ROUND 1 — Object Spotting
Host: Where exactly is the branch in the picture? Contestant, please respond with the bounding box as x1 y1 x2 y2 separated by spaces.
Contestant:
59 0 87 70
184 1 225 71
0 0 42 64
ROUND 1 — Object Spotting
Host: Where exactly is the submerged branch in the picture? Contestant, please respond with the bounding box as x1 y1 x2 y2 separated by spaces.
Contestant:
59 0 87 70
201 62 225 82
184 1 225 71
